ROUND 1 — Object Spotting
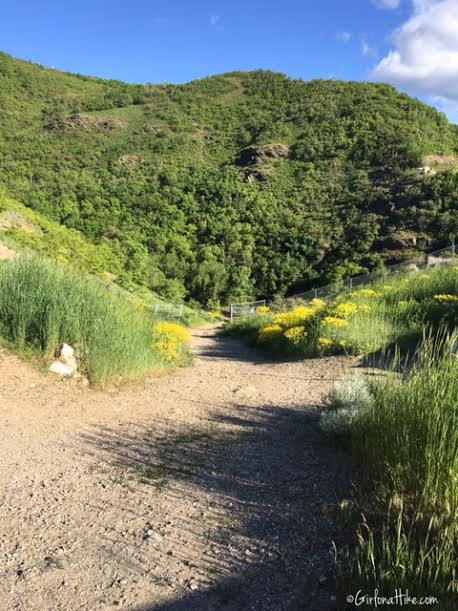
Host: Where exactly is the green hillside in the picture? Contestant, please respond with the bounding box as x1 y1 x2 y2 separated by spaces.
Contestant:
1 51 458 305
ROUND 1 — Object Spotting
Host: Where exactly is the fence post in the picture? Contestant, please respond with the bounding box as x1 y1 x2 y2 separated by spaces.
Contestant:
230 304 233 323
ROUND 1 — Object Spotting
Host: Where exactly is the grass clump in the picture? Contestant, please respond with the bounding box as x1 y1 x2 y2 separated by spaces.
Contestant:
324 340 458 606
0 254 191 385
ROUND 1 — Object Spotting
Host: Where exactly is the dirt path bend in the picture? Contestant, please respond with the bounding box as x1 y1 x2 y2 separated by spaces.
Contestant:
0 326 355 611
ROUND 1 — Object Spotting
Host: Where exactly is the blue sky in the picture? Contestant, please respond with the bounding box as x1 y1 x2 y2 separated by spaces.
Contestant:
2 0 457 119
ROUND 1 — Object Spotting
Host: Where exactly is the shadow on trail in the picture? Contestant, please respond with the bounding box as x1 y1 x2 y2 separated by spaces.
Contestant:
193 330 277 365
77 401 347 611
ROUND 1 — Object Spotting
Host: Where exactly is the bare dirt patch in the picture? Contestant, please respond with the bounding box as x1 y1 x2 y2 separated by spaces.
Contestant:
0 327 356 610
425 154 458 168
0 240 15 260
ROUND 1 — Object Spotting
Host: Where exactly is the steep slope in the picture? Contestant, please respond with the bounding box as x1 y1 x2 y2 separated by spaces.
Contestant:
1 51 458 304
0 189 166 302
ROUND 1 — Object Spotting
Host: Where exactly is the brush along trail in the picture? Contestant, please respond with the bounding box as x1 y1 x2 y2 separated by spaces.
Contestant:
0 326 355 610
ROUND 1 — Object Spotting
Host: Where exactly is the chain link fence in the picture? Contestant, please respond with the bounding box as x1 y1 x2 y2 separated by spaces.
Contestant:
230 300 266 322
229 246 458 318
153 303 184 320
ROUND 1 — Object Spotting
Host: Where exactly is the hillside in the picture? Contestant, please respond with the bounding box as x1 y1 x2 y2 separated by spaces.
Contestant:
1 51 458 305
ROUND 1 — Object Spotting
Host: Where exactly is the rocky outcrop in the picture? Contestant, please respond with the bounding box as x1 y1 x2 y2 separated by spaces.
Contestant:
119 154 144 166
424 154 458 168
237 143 290 167
0 210 42 235
237 143 290 183
245 168 270 183
45 114 126 132
378 230 424 250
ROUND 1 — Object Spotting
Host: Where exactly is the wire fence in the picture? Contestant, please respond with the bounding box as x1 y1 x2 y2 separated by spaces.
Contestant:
229 245 458 319
230 300 266 323
153 303 184 320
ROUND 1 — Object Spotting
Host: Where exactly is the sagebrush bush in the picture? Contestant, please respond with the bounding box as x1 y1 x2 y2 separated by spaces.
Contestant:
321 373 373 436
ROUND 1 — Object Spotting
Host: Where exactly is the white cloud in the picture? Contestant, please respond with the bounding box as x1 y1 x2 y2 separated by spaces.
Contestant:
373 0 458 105
372 0 401 9
336 31 352 42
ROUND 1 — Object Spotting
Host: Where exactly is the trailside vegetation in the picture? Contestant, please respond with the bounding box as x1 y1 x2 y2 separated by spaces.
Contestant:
225 265 458 357
226 266 458 604
325 342 458 607
0 254 192 385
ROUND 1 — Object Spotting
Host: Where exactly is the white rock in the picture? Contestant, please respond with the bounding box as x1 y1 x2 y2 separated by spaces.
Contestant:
63 356 78 370
50 343 78 376
59 343 75 359
49 361 76 377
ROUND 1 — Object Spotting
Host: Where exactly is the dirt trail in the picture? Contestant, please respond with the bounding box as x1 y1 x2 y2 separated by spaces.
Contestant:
0 327 355 611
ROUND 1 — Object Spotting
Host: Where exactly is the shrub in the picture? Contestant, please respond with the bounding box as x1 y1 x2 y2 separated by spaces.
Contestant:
321 373 373 436
226 266 458 359
152 321 192 362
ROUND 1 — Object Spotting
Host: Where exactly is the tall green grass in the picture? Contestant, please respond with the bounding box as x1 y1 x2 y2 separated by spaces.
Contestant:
0 254 175 385
325 338 458 605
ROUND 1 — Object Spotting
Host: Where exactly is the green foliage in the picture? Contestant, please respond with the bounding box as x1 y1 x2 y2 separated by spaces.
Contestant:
328 342 458 604
225 265 458 358
0 254 190 385
1 52 458 304
0 190 208 325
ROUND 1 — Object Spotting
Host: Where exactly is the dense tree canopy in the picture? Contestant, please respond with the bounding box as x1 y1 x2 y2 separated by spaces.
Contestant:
1 52 457 305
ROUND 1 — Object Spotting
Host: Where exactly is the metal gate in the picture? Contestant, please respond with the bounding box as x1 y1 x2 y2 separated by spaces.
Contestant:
229 300 266 323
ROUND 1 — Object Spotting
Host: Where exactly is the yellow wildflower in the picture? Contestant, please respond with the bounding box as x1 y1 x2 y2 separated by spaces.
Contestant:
398 300 408 306
154 321 191 343
335 302 358 318
318 337 333 348
323 316 348 328
284 326 307 346
419 274 430 280
352 288 379 298
434 294 458 303
153 322 191 362
153 339 179 362
210 310 223 320
256 305 271 314
310 298 326 310
258 324 282 343
274 306 316 329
